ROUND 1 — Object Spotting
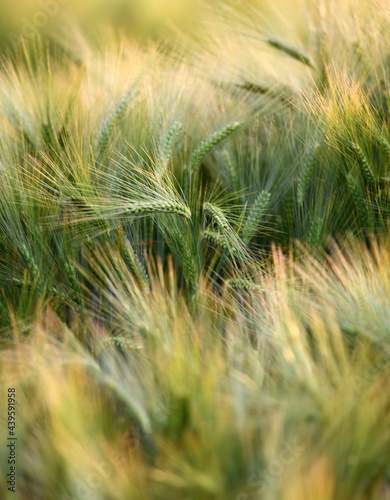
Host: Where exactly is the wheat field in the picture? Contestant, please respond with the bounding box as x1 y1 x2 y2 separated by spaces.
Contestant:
0 1 389 499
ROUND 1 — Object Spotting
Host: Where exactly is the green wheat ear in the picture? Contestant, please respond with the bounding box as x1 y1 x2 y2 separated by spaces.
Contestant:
95 90 134 157
203 228 237 253
242 32 314 68
176 233 198 292
122 237 150 290
266 38 314 68
349 142 375 188
241 190 271 244
223 151 241 197
377 134 390 157
346 173 370 230
297 144 319 206
96 337 142 356
203 202 231 231
122 200 191 220
156 121 183 178
225 278 263 292
19 244 39 281
280 190 295 238
190 122 241 172
64 262 83 306
17 245 45 295
308 215 324 247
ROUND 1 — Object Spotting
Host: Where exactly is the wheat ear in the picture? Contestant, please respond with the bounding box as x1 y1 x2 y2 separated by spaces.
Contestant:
349 142 375 188
19 244 39 281
156 121 183 178
223 151 241 199
308 216 324 247
346 174 369 228
96 337 142 356
122 237 150 290
203 202 231 231
226 278 263 291
241 190 270 243
297 144 319 205
203 229 238 254
95 90 134 156
176 234 198 292
377 135 390 158
63 262 84 306
266 38 314 68
190 122 240 172
122 200 191 220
